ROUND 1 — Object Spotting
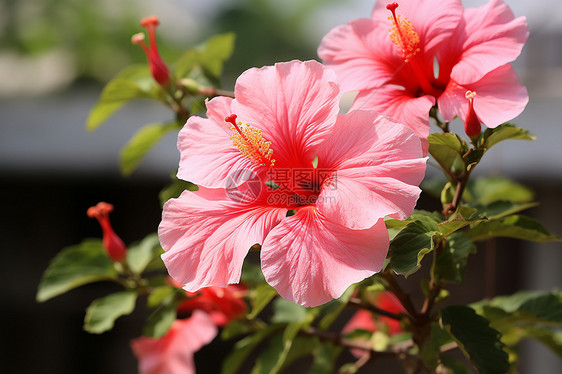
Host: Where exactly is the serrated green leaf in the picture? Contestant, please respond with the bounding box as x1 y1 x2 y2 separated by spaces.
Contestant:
86 65 163 131
389 217 443 277
119 122 177 175
481 123 536 150
84 291 137 334
143 304 176 338
468 215 562 243
36 239 117 302
222 324 282 374
473 291 562 359
248 283 278 319
126 233 163 274
441 305 509 374
434 233 476 284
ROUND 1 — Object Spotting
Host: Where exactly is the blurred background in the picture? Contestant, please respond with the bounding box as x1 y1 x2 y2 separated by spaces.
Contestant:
1 0 561 372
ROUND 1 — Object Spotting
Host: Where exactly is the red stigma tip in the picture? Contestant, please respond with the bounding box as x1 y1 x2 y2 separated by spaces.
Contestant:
140 15 160 28
225 114 238 126
386 2 399 12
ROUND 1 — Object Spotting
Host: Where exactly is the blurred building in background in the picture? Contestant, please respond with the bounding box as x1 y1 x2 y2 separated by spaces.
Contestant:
1 0 561 372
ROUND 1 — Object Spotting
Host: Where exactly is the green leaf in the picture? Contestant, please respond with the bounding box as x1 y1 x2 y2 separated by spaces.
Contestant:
310 342 342 374
440 356 472 374
147 286 179 308
438 206 485 236
119 122 177 175
84 291 137 334
428 133 467 177
389 216 443 277
472 201 538 220
441 305 509 374
159 176 198 207
318 285 356 330
175 33 236 79
86 65 163 131
467 176 534 205
272 298 308 324
252 335 317 374
434 233 476 284
126 233 163 274
473 292 562 358
143 304 176 338
467 215 562 243
240 261 266 286
420 323 454 370
267 320 314 374
248 283 278 319
221 324 282 374
36 239 117 302
480 123 536 150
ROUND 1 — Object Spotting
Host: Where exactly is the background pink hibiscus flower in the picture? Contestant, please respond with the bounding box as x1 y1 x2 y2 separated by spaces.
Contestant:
130 311 217 374
318 0 529 140
159 60 426 307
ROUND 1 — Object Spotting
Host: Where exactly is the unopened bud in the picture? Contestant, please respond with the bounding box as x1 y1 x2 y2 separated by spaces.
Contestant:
87 202 127 262
464 91 481 141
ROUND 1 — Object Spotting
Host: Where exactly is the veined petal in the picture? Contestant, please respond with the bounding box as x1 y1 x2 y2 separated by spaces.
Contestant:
177 114 261 189
261 207 389 307
318 19 400 92
449 0 529 85
131 310 217 374
159 188 287 291
351 88 435 148
439 64 528 128
371 0 463 54
232 60 341 168
315 111 426 229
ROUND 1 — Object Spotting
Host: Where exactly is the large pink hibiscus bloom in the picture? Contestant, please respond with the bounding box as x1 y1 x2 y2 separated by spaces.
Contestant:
131 310 217 374
159 60 427 307
318 0 529 141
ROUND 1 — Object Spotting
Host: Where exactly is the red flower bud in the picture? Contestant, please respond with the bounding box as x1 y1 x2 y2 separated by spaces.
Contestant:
132 15 171 86
87 202 127 262
464 91 481 140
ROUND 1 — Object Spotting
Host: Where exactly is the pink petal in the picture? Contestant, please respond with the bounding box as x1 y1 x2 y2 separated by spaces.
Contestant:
318 19 400 92
261 207 389 307
449 0 529 85
177 115 261 189
232 60 341 168
314 110 426 229
438 64 528 128
159 188 287 291
131 310 217 374
371 0 463 55
351 87 435 146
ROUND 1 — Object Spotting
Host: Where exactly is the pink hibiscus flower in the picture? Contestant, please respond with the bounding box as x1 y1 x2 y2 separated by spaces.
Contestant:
158 60 427 307
130 310 217 374
343 292 405 357
318 0 529 141
177 284 247 327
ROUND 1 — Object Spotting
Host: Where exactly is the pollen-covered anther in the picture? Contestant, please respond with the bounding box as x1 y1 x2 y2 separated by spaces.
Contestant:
387 4 420 60
225 115 275 167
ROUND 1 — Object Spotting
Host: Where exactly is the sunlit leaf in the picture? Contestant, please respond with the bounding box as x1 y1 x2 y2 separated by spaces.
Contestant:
143 304 176 338
480 123 536 150
467 215 562 243
84 291 137 334
119 122 177 175
36 239 117 302
126 233 163 275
